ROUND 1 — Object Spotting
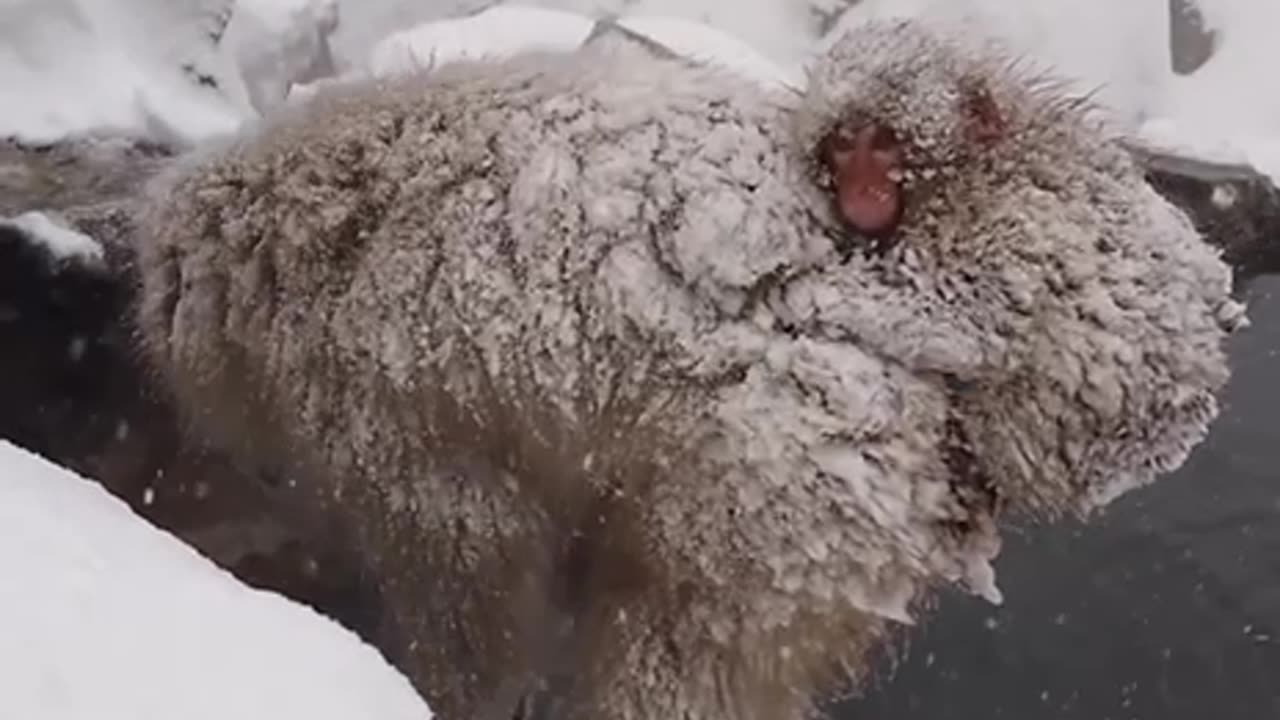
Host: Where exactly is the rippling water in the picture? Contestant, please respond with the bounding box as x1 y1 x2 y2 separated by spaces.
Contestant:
843 274 1280 719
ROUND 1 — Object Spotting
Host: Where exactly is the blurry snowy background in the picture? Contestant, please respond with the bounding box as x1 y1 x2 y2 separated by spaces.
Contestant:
3 0 1280 183
1 0 1278 718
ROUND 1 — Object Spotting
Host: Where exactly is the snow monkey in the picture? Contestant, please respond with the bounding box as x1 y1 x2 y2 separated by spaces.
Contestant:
131 18 1242 720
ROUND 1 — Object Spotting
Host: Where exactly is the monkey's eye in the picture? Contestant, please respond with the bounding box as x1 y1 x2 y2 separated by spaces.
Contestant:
823 122 900 164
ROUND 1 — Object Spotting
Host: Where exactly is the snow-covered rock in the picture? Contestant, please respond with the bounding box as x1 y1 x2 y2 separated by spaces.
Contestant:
221 0 342 115
545 0 823 70
368 5 595 77
0 0 244 145
0 212 105 266
367 6 799 91
612 15 803 90
0 440 431 720
1142 0 1280 188
0 0 341 146
332 0 845 74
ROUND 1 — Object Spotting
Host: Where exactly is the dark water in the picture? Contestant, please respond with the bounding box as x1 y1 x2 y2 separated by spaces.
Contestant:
843 276 1280 720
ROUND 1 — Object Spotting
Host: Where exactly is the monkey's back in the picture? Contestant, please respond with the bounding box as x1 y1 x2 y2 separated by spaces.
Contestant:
136 43 813 453
134 45 856 720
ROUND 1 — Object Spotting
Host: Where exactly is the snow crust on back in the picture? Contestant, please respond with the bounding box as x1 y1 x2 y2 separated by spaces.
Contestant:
0 440 431 720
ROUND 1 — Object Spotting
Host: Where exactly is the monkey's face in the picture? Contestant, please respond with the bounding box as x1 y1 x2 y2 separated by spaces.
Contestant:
800 19 1062 251
779 19 1243 518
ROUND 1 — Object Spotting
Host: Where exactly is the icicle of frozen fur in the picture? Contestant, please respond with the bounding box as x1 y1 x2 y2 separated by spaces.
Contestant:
133 22 1242 720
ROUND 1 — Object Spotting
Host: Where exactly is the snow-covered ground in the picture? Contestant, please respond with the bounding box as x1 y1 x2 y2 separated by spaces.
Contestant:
0 440 432 720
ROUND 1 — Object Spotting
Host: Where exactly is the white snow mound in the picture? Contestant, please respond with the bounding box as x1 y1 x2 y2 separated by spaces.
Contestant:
221 0 342 114
366 6 799 91
0 440 431 720
0 0 341 146
1 212 105 266
0 0 244 145
1142 0 1280 186
613 15 804 90
369 5 596 77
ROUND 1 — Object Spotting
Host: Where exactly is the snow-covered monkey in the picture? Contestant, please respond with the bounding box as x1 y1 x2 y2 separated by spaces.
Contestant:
133 19 1242 720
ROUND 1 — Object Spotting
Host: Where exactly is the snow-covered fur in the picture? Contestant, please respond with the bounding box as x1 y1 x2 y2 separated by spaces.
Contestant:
133 19 1243 720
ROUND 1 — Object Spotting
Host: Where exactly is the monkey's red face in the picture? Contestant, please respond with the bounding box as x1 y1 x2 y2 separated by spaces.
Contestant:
818 82 1010 247
822 123 904 238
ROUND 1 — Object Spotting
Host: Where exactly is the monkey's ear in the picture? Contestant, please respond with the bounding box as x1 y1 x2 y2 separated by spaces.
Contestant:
960 81 1006 145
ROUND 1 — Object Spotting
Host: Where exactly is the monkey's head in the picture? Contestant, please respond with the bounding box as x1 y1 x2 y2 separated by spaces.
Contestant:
798 18 1121 246
775 19 1244 522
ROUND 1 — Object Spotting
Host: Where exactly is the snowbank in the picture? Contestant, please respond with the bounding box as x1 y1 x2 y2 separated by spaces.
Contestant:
0 440 431 720
1146 0 1280 186
366 6 800 91
0 0 340 146
368 6 596 78
330 0 832 74
0 212 104 266
0 0 240 145
221 0 341 114
611 15 804 89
